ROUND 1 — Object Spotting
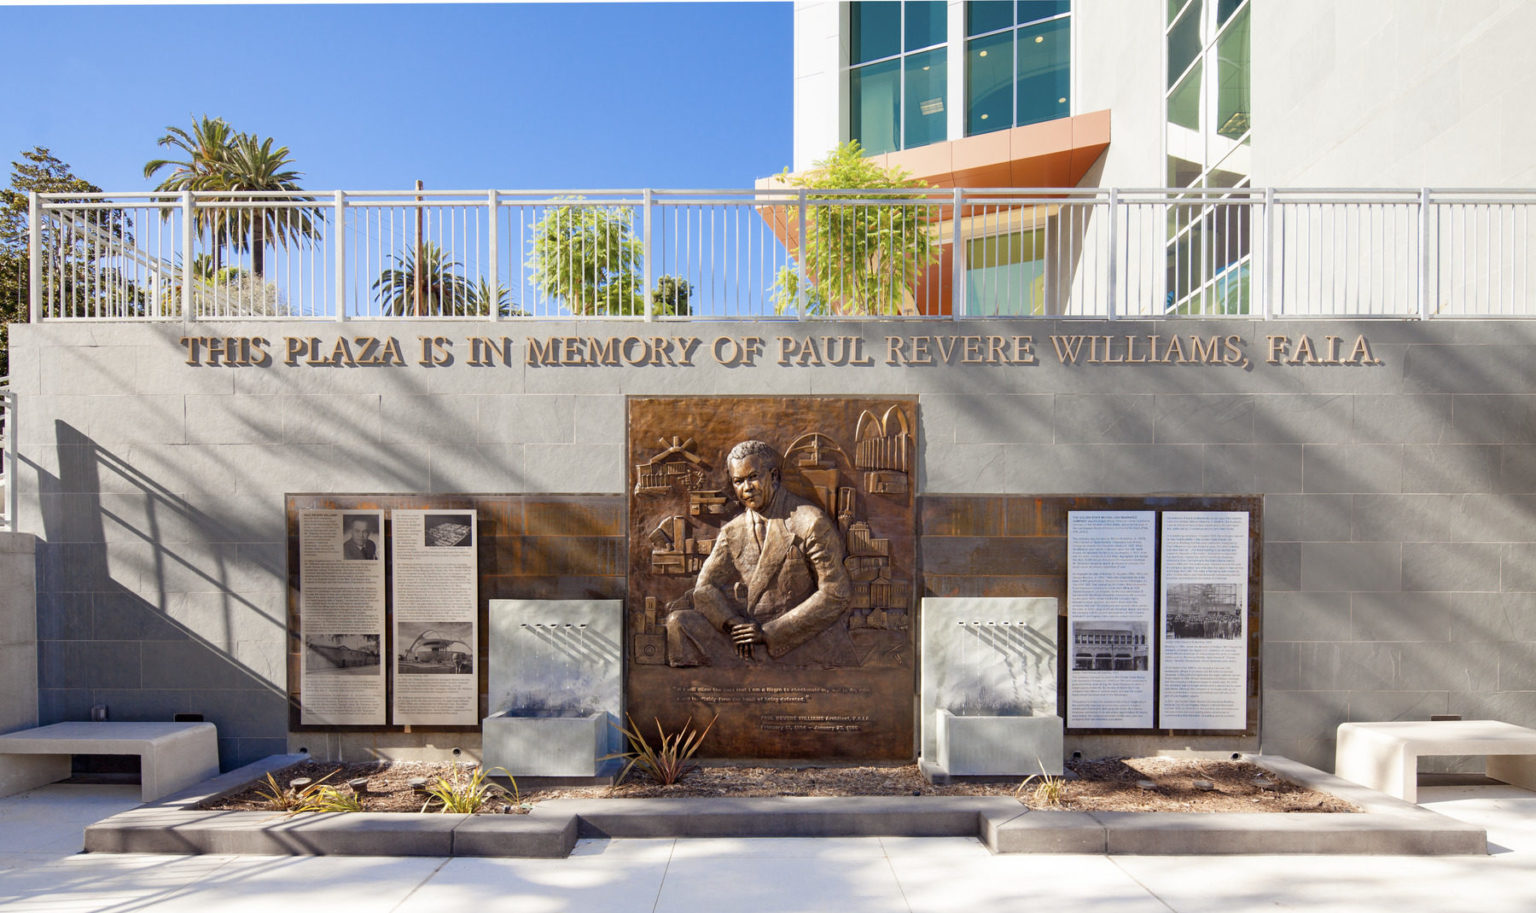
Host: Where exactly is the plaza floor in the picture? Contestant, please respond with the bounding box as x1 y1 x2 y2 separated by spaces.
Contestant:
2 782 1535 912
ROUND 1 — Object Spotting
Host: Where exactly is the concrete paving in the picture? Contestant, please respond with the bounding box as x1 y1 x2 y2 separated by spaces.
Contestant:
3 781 1536 912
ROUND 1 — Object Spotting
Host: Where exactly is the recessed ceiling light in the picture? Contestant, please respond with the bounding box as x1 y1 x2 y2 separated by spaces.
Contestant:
981 113 989 120
979 50 988 57
1035 35 1044 43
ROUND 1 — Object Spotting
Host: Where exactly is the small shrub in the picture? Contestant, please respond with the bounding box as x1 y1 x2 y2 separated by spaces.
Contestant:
604 713 718 786
420 764 520 814
300 784 366 813
1016 761 1067 808
255 769 341 813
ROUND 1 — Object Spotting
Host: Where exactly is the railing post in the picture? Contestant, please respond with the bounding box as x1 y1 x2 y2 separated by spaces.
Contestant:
951 187 965 319
1262 187 1275 319
796 189 808 320
487 189 500 322
27 191 40 323
642 188 654 321
1106 188 1119 319
1418 187 1431 319
334 191 347 321
181 190 194 327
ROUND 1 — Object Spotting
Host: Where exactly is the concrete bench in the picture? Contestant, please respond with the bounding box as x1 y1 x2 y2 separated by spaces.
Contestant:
1335 719 1536 803
0 721 220 802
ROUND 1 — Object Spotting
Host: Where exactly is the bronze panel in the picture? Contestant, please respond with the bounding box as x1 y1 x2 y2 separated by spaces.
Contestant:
627 396 918 761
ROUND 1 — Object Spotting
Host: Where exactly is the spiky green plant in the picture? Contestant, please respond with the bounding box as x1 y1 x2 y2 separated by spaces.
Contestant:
420 764 520 814
604 713 719 786
1016 759 1067 808
299 783 366 813
254 769 341 813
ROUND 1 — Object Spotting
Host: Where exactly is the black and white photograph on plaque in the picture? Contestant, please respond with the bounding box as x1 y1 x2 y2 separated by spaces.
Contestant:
396 621 474 674
1164 583 1243 640
341 514 380 560
303 634 381 674
423 513 474 547
1071 621 1149 671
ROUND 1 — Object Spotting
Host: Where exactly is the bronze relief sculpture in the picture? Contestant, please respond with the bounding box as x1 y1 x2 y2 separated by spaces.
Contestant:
667 440 855 667
626 396 916 760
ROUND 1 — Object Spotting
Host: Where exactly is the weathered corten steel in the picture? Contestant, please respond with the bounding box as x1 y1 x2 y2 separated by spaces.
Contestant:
627 397 918 761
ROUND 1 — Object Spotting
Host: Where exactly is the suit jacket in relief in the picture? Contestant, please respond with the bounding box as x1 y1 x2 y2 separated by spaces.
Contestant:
692 486 853 660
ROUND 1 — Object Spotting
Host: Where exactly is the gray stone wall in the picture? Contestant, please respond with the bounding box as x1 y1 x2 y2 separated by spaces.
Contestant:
9 318 1535 771
0 531 38 735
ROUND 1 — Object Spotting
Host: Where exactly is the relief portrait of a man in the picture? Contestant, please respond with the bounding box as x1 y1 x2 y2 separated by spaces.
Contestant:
664 440 856 667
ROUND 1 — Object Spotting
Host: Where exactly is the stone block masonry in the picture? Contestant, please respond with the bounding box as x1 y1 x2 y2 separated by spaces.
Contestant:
9 318 1536 771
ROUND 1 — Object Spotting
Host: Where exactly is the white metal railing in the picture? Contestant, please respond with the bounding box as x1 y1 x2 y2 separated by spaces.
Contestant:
27 187 1536 321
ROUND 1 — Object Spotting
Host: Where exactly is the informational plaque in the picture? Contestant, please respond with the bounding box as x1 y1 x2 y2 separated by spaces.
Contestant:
1159 511 1249 730
298 509 386 725
391 510 479 726
1066 511 1155 729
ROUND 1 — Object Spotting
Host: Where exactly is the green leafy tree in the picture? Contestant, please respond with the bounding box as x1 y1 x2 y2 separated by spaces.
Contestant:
771 140 939 316
372 242 471 316
651 274 693 317
1 147 134 372
144 116 319 277
527 201 643 315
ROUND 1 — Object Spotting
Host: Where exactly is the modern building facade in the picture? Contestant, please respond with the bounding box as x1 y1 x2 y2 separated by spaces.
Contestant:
789 1 1536 318
795 0 1536 187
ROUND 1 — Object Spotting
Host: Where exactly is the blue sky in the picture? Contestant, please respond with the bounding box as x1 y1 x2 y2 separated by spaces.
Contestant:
0 2 793 192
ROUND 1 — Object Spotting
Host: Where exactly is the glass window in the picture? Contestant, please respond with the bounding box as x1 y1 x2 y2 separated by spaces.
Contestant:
1016 17 1070 127
965 2 1071 136
904 49 948 148
1167 64 1201 132
1167 0 1202 86
905 0 946 51
850 2 948 152
967 1 1014 36
966 229 1047 316
851 58 901 156
852 1 901 64
1215 7 1250 140
1164 0 1251 314
1018 1 1070 24
966 30 1014 135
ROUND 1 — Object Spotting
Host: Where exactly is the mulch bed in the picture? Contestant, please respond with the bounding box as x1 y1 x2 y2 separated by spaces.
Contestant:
202 756 1356 815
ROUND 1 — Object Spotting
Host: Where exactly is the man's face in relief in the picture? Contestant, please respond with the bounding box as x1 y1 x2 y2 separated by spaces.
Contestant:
728 454 776 513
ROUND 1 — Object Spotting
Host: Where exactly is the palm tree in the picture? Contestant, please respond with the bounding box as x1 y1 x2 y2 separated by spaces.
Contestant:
144 116 319 278
469 278 526 317
372 242 471 315
220 133 317 277
144 116 239 266
143 115 236 193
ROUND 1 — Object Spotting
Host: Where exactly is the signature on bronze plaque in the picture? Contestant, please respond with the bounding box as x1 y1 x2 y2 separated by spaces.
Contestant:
627 397 916 761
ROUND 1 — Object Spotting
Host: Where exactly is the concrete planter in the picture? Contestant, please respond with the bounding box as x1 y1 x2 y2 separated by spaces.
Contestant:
935 710 1064 777
482 711 607 777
